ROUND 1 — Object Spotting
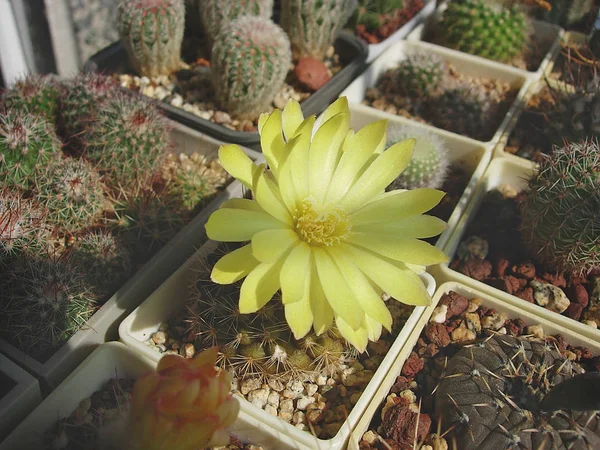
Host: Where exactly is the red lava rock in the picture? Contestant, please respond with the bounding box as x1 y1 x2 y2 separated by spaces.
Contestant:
459 259 492 281
512 262 536 280
294 57 331 92
440 291 469 317
568 283 589 307
478 306 492 318
381 402 432 450
539 272 567 288
401 352 425 378
391 376 412 394
552 334 568 352
514 287 534 303
505 318 526 336
445 318 463 333
424 323 451 347
494 256 510 277
571 346 594 360
416 338 439 358
565 303 585 321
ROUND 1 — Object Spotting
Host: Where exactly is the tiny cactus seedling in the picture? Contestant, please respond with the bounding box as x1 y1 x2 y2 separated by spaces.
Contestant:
280 0 358 59
211 16 291 120
2 74 61 125
35 157 107 234
437 0 528 64
117 0 186 78
386 125 449 190
0 110 62 190
197 0 274 43
519 140 600 276
396 52 446 98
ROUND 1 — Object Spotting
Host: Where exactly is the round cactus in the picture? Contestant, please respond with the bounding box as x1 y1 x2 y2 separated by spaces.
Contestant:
396 52 446 98
198 0 274 43
82 92 170 190
519 140 600 276
211 16 292 120
35 157 107 234
0 110 62 190
437 0 528 63
386 125 450 190
2 74 61 125
117 0 186 78
280 0 358 59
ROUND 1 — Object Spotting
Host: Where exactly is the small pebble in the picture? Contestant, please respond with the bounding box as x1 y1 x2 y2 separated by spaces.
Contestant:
430 304 448 323
152 331 166 345
525 324 545 339
183 343 195 358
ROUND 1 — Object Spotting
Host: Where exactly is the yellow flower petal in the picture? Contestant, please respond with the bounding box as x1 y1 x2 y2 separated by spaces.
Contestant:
335 315 369 353
354 215 447 238
313 247 363 331
219 198 265 213
292 115 316 139
308 258 334 335
205 208 287 241
320 97 350 124
218 144 255 190
350 232 449 265
280 241 311 304
278 132 311 213
342 244 432 306
340 138 415 213
284 291 313 339
253 171 293 225
251 229 299 263
211 244 259 284
258 112 269 133
288 121 313 201
282 99 304 141
364 315 383 342
260 109 286 177
350 188 446 225
239 258 285 313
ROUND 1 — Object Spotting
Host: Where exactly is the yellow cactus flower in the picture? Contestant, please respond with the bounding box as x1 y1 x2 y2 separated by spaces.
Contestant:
205 97 449 351
129 348 239 450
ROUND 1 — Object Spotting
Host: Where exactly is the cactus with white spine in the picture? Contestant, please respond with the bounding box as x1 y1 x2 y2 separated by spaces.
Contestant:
197 0 274 43
2 74 61 125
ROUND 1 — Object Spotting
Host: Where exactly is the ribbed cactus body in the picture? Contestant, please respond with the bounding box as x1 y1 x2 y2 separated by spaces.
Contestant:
396 52 445 98
117 0 185 77
519 140 600 276
281 0 358 59
2 74 60 125
438 0 527 63
0 111 62 190
211 16 291 120
198 0 274 42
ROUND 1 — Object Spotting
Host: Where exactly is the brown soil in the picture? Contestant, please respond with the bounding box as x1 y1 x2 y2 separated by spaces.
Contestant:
354 0 425 45
551 39 600 86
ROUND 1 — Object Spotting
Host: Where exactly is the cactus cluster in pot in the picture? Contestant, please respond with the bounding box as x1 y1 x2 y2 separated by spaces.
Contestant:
0 73 228 358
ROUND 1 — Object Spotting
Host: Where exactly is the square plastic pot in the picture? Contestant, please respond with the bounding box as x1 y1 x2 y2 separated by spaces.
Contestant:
347 280 600 450
429 156 600 343
0 342 305 450
0 122 262 392
339 39 531 148
84 33 368 150
118 239 436 450
345 104 491 254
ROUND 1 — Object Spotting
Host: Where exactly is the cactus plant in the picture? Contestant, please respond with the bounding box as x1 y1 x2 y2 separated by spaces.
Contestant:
117 0 186 78
396 52 446 98
280 0 358 59
437 0 528 64
0 110 62 190
351 0 405 32
386 125 449 190
211 16 292 120
518 140 600 276
197 0 274 43
2 74 61 125
35 157 107 234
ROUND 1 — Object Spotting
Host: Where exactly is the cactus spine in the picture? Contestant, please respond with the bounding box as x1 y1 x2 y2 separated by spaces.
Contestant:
519 140 600 276
117 0 186 77
396 52 446 98
197 0 274 43
211 16 292 120
280 0 358 59
2 74 60 125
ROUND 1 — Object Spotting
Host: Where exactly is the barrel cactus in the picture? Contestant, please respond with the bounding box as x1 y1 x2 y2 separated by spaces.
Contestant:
2 74 60 125
117 0 185 78
280 0 358 59
519 140 600 276
211 16 291 120
396 52 446 98
437 0 528 63
197 0 274 43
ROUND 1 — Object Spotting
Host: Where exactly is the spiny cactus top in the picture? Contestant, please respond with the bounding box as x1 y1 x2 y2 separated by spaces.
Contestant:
198 0 274 43
396 52 446 98
2 74 60 125
281 0 358 59
519 140 600 276
117 0 185 78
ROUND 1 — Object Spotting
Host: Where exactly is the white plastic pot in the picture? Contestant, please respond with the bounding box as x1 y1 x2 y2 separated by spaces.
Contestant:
0 342 304 450
0 122 262 391
346 104 491 254
339 39 532 148
119 240 436 450
0 353 41 443
430 156 600 343
347 280 600 450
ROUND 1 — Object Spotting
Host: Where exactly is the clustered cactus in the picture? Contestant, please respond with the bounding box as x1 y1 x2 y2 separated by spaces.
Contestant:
198 0 274 43
519 140 600 276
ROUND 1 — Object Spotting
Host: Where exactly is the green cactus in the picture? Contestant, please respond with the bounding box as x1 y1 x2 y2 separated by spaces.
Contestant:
519 140 600 276
69 230 132 297
386 125 449 190
117 0 186 78
537 0 595 29
437 0 528 64
396 52 446 98
280 0 358 59
82 92 170 190
198 0 274 43
211 16 292 120
0 110 62 190
2 74 61 125
351 0 405 32
35 157 107 234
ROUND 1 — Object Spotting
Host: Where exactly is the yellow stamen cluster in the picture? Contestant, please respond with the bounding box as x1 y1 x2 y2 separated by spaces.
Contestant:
294 198 351 246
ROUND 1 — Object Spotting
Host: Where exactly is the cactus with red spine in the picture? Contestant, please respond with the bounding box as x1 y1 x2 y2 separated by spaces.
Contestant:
2 74 61 125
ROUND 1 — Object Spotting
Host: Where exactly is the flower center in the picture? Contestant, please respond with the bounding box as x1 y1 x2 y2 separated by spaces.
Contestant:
293 198 350 246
